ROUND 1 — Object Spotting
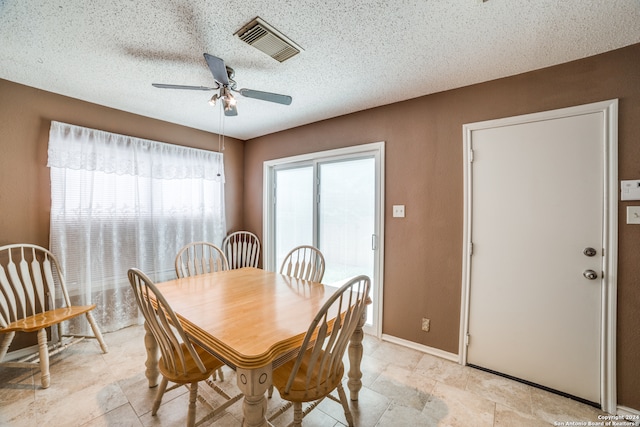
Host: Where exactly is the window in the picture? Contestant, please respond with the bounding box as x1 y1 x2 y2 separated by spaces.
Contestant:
47 121 226 332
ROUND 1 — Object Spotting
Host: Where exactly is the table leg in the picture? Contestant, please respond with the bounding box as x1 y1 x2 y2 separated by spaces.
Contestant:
236 364 272 427
347 309 366 401
143 321 160 388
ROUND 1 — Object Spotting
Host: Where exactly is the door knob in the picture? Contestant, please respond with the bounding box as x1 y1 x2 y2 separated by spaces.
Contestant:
583 270 598 280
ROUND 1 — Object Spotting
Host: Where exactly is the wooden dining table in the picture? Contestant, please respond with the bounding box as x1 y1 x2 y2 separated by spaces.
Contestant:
142 267 367 427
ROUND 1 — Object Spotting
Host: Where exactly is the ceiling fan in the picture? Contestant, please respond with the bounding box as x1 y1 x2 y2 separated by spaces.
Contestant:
152 53 292 116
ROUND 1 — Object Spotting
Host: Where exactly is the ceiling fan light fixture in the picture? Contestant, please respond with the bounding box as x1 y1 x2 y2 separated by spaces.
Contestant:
221 87 236 110
224 97 236 111
235 17 303 62
209 94 219 106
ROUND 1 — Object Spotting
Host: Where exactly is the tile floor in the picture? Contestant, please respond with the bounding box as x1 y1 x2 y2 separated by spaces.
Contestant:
0 325 610 426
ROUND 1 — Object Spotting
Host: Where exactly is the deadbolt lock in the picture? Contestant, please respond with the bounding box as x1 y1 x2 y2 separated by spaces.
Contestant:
583 247 597 257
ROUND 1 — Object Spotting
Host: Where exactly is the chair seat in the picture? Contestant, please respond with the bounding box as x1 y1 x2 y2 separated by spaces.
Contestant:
272 349 345 402
1 305 97 333
158 342 224 385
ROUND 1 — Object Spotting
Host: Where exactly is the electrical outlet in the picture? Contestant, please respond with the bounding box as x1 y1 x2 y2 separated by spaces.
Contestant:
393 205 405 218
421 318 430 332
628 206 640 224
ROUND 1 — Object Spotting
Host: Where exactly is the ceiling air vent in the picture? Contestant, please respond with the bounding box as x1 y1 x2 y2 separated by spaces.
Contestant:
235 17 302 62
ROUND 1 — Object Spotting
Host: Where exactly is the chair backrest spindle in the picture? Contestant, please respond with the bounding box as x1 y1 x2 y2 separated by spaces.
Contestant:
222 231 261 269
0 244 68 325
175 242 229 279
279 245 325 282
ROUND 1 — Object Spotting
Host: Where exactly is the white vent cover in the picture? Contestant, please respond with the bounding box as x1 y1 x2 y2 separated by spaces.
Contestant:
235 17 302 62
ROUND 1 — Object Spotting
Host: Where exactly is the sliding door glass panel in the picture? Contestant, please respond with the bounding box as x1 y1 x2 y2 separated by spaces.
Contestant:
266 144 383 335
319 157 375 325
274 165 314 270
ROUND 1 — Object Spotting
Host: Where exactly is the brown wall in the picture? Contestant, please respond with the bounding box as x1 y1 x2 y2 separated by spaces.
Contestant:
0 79 245 248
243 43 640 409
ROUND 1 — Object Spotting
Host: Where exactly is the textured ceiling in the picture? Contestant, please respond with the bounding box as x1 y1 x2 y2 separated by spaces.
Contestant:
1 1 639 140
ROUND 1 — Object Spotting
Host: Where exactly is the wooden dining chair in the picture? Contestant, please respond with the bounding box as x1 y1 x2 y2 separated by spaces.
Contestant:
222 231 261 269
0 244 108 389
128 268 242 427
274 244 325 399
279 245 326 282
268 275 371 427
175 241 228 381
175 242 229 278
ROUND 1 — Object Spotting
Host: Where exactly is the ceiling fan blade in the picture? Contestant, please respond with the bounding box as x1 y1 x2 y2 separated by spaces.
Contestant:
152 83 216 91
239 88 292 105
203 53 229 86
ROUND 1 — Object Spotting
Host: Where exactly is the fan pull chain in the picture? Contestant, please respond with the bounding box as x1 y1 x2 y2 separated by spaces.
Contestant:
218 105 225 152
216 105 225 177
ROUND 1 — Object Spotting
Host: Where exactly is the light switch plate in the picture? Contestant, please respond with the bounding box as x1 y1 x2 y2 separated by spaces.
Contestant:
621 180 640 201
627 206 640 224
392 205 405 218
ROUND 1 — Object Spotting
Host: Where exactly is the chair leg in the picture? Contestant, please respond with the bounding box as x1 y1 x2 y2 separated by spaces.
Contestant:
37 329 50 389
187 382 198 427
292 402 303 427
0 331 16 362
336 383 354 427
217 367 224 381
85 312 108 353
152 377 169 415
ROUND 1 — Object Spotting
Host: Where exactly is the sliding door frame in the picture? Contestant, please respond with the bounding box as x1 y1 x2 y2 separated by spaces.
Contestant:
263 142 385 337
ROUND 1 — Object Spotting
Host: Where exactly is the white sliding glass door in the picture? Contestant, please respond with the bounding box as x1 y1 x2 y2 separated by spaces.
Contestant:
274 165 314 266
264 143 384 336
318 158 375 283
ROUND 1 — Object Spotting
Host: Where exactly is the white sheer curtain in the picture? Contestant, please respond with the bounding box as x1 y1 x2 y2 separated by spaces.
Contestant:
47 121 226 333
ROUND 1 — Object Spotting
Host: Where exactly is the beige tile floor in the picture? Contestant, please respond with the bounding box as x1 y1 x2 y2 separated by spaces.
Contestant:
0 324 609 426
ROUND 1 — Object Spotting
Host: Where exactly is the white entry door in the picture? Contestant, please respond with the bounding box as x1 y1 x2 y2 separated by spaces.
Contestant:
462 101 618 407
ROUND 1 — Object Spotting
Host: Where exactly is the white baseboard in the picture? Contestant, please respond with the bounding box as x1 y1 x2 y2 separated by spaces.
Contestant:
380 334 459 363
617 406 640 426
